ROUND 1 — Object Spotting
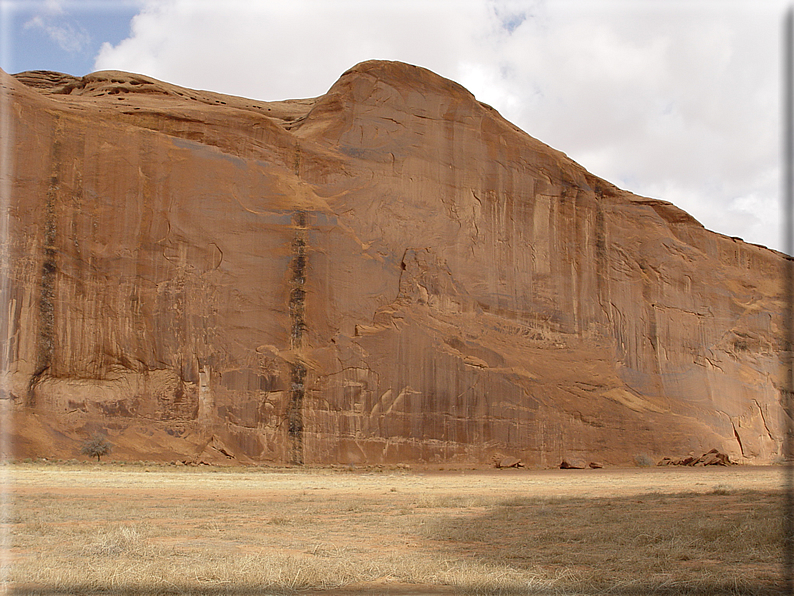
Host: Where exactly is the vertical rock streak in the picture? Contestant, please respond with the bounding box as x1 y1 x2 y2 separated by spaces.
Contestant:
30 127 62 406
288 211 307 464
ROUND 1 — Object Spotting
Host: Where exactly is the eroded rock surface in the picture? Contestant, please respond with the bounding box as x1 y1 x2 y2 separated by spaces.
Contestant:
1 61 787 465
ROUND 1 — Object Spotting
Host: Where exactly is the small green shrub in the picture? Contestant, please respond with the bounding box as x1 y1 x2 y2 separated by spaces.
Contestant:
633 454 655 467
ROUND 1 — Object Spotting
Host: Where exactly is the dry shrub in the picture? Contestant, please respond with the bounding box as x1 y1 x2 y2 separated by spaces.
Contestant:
633 453 655 467
80 525 149 557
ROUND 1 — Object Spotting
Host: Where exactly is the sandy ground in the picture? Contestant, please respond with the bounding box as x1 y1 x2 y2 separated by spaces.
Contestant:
6 462 782 496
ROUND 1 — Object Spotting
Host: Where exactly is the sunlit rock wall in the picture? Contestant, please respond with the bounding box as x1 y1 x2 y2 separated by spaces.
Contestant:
2 61 786 465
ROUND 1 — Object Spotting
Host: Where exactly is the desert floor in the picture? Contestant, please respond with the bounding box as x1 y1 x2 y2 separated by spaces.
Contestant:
4 462 786 595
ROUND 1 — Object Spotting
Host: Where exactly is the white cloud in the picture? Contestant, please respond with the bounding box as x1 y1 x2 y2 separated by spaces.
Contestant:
44 0 65 15
96 0 491 100
24 2 91 54
94 0 787 252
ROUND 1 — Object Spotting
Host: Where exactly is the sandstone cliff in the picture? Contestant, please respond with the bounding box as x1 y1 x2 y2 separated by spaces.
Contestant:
1 60 786 465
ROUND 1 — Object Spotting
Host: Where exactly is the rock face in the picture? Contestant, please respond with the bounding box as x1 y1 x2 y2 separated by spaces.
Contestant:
1 60 787 465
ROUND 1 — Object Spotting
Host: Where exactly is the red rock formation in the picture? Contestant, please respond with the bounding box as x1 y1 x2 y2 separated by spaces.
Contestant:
1 60 786 465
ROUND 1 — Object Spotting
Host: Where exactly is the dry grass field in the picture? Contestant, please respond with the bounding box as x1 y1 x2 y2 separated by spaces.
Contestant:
2 462 785 595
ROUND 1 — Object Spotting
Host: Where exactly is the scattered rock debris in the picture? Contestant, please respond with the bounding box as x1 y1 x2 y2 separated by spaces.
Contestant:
560 460 604 469
495 456 523 469
657 449 733 467
180 460 211 466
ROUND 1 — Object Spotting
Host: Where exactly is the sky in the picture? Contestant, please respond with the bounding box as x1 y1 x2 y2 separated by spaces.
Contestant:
0 0 788 253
